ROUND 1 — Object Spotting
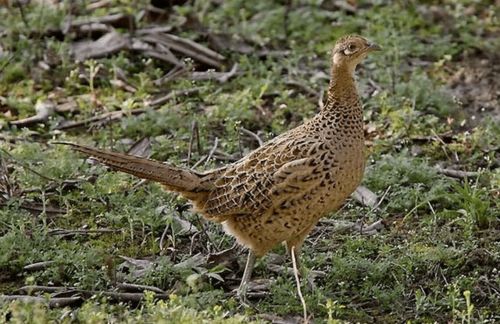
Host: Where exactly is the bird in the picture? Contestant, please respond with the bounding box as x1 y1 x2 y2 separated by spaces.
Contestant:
55 34 381 302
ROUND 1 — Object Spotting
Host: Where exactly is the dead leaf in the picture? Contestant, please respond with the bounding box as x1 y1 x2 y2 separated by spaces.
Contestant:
72 31 129 61
127 137 152 158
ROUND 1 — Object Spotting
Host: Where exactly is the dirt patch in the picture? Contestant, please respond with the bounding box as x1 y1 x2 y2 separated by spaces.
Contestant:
447 55 500 127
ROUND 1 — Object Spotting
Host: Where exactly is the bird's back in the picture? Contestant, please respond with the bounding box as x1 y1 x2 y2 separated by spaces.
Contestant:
197 101 366 255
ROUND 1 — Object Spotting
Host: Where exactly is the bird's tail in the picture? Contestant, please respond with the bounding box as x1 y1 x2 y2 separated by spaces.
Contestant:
54 141 205 194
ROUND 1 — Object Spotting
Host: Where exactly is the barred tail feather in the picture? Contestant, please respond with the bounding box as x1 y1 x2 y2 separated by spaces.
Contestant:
54 141 202 193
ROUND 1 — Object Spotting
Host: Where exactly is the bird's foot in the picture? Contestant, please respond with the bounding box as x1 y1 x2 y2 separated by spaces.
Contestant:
234 284 253 308
232 279 271 307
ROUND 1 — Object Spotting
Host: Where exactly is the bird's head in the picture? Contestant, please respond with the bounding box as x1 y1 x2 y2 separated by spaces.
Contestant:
332 35 381 74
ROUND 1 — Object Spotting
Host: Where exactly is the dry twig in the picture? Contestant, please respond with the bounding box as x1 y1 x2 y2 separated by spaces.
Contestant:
23 261 55 271
191 63 239 83
435 166 480 179
240 127 264 147
187 121 200 166
56 88 200 131
320 219 385 235
9 101 55 127
267 264 326 278
48 228 120 237
0 295 81 308
116 282 166 294
18 286 68 294
204 137 219 167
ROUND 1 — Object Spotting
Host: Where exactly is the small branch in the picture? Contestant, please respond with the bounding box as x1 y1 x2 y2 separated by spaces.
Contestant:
0 295 81 308
56 88 200 131
48 228 120 237
357 219 385 233
191 155 208 169
146 87 203 107
187 121 199 166
0 201 66 215
86 0 113 11
240 127 264 147
9 101 56 128
154 65 188 86
152 33 225 68
409 131 455 143
320 219 385 235
18 286 68 294
110 79 137 93
0 148 57 182
285 79 318 97
267 264 326 278
23 261 55 271
15 0 29 29
204 137 219 166
159 222 169 252
212 153 239 162
332 0 356 13
116 282 166 294
435 166 480 179
0 54 16 74
190 63 239 83
372 186 391 211
98 291 168 302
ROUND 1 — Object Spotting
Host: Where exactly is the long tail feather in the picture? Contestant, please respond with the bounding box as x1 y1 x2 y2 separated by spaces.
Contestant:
54 141 202 192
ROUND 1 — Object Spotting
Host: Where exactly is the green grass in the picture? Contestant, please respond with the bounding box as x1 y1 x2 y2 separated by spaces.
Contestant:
1 0 499 322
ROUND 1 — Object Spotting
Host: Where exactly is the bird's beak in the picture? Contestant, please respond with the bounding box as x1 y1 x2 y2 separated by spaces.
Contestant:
367 42 382 52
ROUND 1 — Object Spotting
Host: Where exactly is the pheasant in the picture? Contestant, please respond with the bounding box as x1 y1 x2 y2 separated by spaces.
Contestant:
56 35 381 301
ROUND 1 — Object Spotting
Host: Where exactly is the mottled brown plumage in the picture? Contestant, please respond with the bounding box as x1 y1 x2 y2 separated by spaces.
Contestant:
56 34 380 301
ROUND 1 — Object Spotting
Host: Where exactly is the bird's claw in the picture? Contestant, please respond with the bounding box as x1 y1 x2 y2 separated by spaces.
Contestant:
234 285 253 308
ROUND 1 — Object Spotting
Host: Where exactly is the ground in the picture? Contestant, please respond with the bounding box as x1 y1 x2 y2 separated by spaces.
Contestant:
0 0 499 323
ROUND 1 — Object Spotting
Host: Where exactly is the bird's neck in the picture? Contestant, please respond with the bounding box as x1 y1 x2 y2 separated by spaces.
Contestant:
322 64 362 118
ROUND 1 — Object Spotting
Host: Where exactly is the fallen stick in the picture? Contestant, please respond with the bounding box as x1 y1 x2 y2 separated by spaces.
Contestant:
240 127 264 147
48 228 120 237
190 64 239 83
146 87 203 107
267 264 326 278
23 261 55 271
17 286 68 294
320 219 385 235
9 101 55 128
435 166 480 179
90 291 168 303
56 88 200 130
116 282 166 294
0 201 66 215
0 295 81 308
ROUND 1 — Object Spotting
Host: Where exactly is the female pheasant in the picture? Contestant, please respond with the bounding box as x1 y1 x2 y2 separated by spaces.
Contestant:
57 35 381 301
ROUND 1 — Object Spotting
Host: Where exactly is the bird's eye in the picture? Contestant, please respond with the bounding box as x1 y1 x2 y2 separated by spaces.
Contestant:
343 43 358 55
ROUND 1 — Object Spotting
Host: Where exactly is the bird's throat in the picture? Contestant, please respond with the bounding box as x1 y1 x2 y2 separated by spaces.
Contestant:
324 64 361 115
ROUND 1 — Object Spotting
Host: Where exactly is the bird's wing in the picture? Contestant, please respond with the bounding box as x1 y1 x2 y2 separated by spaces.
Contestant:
202 134 326 218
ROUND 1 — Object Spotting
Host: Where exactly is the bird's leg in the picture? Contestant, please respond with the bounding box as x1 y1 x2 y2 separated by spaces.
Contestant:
290 245 308 321
237 249 256 306
287 242 316 291
287 243 302 270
